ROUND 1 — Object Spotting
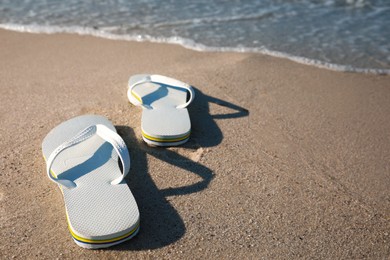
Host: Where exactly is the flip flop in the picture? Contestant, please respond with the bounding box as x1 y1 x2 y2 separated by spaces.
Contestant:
127 74 195 146
42 115 140 249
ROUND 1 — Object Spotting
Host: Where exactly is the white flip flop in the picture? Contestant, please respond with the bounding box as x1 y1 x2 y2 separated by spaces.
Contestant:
42 115 140 249
127 74 195 146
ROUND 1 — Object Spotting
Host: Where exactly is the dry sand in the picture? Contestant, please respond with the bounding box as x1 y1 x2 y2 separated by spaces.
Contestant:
0 29 389 259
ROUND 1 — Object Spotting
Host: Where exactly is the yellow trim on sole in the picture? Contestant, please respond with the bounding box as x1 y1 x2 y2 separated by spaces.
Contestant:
142 130 191 142
131 91 143 104
67 216 140 244
43 155 59 179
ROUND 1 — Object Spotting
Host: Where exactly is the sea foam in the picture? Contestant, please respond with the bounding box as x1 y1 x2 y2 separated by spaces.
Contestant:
1 23 389 75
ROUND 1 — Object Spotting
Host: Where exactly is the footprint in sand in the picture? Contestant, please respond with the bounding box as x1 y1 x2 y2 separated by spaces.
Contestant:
189 147 204 162
155 146 206 163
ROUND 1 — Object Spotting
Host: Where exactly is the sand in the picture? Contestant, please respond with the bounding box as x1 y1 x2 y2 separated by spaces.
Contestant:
0 29 389 259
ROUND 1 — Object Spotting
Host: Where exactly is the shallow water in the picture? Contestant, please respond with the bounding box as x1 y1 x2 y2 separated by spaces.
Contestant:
1 0 389 73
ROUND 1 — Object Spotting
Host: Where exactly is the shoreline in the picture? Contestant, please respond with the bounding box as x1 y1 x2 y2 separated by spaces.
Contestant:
1 29 389 259
1 24 389 75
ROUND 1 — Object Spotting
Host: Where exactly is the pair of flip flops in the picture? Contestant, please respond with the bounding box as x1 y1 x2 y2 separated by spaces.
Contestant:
42 75 194 249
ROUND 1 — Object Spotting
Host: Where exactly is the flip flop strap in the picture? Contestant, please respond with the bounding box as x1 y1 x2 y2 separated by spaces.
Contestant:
128 75 195 109
46 124 130 189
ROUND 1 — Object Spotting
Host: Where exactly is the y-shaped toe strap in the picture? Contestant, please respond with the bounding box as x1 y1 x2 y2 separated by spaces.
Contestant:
46 124 130 189
127 74 195 109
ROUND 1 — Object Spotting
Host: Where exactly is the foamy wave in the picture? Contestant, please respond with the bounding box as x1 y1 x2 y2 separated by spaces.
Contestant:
1 23 389 75
152 12 275 28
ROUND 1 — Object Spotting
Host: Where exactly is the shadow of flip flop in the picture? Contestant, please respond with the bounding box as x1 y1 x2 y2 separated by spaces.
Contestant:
112 87 249 250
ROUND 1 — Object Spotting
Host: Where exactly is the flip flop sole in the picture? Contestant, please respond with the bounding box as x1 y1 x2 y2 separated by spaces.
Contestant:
141 107 191 146
141 130 190 146
72 223 140 249
42 115 140 249
128 74 194 147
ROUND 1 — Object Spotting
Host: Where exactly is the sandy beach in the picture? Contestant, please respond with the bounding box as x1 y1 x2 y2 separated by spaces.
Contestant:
1 29 389 258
